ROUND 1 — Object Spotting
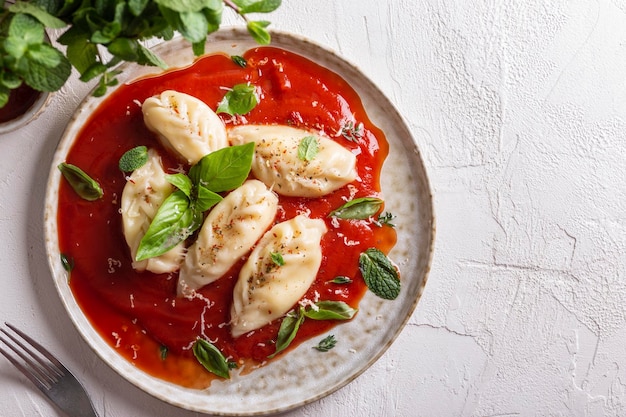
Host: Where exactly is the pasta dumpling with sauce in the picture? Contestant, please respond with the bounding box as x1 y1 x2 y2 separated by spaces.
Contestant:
142 90 228 165
227 124 357 197
230 214 327 338
120 149 185 273
177 180 279 296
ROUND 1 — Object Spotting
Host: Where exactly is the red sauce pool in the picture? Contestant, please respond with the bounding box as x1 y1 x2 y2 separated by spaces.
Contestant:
57 46 396 388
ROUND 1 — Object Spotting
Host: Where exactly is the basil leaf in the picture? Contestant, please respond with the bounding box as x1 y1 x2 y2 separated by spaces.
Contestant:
329 197 383 220
314 334 337 352
60 253 74 272
246 20 271 45
119 146 148 172
232 55 247 68
166 173 193 197
269 308 304 358
298 136 319 161
216 83 258 116
195 184 223 212
304 301 357 321
192 339 230 379
359 248 401 300
58 163 103 201
188 143 254 193
135 190 201 260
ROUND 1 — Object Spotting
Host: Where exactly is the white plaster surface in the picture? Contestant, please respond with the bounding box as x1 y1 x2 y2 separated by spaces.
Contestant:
1 1 625 416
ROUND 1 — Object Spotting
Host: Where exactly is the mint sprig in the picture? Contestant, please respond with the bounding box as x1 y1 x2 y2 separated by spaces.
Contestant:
135 143 254 261
0 0 281 107
359 248 401 300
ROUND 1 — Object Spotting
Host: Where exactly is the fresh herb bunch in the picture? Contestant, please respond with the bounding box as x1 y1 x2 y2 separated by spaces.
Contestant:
0 0 281 107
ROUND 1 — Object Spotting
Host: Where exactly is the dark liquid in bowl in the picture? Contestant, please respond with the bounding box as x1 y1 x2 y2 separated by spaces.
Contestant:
0 84 41 123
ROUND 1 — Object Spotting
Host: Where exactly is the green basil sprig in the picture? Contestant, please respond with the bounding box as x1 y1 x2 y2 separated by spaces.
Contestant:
135 143 254 261
359 248 401 300
329 197 383 220
58 163 103 201
216 83 258 116
269 301 357 358
192 338 231 379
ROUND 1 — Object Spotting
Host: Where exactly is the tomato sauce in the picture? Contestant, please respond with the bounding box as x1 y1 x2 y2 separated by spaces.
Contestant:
57 46 396 388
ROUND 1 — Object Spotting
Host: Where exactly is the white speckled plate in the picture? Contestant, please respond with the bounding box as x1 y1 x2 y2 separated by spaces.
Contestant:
44 28 435 415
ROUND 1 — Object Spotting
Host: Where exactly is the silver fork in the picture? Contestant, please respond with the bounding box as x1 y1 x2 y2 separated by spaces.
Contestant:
0 322 99 417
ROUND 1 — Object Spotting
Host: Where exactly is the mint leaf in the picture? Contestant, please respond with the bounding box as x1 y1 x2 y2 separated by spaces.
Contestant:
192 339 231 379
216 83 258 116
233 0 282 13
188 143 254 193
271 252 285 266
246 20 271 45
359 248 401 300
58 163 103 201
119 146 149 172
329 197 384 220
23 51 71 91
135 190 201 261
154 0 214 13
178 10 208 43
8 2 67 29
303 301 357 321
298 136 319 162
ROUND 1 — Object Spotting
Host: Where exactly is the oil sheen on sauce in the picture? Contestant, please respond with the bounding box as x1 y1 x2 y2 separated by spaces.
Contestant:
57 46 397 388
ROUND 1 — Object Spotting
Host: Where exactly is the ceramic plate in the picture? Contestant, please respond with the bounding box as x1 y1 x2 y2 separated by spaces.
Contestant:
44 28 434 415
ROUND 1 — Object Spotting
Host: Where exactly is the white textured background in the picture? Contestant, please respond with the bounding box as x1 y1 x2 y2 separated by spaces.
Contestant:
1 1 626 416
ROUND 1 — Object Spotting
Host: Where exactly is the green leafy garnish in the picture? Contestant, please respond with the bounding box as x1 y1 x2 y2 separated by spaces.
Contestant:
374 212 396 228
192 339 231 379
302 301 357 321
314 335 337 352
232 55 247 67
60 253 74 272
216 83 258 116
269 301 356 358
58 163 103 201
340 120 363 142
269 307 305 358
119 146 149 172
271 252 285 266
0 0 281 107
328 276 353 285
159 345 168 361
359 248 401 300
135 143 254 261
329 197 383 220
297 136 319 162
246 20 272 45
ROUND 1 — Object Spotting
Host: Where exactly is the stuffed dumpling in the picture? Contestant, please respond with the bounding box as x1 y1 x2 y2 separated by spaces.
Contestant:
178 180 278 296
120 149 185 273
230 215 327 337
227 124 357 197
142 90 228 165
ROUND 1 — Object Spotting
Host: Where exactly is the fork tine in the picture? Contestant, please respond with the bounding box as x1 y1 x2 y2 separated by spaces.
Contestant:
0 323 64 389
0 333 52 390
4 323 65 377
